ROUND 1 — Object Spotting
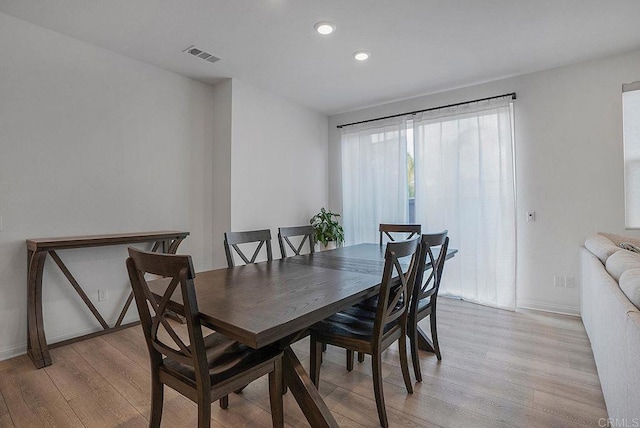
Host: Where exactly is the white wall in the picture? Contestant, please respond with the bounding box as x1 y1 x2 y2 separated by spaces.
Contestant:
0 13 330 360
329 48 640 315
229 79 328 260
0 12 216 359
211 79 233 268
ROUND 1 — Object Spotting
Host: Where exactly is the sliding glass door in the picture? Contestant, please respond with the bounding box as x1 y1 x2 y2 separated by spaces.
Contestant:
413 98 516 310
341 97 516 310
341 117 409 245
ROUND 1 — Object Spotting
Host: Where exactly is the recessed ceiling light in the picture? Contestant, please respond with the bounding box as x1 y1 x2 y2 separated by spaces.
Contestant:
314 21 336 35
353 50 370 61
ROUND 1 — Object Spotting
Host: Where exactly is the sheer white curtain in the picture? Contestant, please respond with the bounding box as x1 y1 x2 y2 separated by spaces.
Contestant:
341 118 408 245
413 97 516 310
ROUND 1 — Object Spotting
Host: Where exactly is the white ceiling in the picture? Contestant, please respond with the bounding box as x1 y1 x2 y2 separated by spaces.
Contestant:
2 1 640 115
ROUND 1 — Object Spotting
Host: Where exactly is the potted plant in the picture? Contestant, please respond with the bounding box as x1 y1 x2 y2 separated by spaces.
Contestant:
310 207 345 251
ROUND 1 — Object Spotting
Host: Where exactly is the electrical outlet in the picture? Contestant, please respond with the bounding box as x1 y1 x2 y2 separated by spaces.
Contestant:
565 276 576 288
98 289 108 302
554 275 565 287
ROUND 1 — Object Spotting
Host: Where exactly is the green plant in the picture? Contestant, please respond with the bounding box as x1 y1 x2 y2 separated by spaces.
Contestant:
310 207 345 247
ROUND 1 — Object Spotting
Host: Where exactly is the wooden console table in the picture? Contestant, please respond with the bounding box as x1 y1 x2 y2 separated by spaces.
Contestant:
26 231 189 368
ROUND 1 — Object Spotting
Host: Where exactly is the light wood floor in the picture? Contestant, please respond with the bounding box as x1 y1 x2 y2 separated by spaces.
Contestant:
0 298 607 427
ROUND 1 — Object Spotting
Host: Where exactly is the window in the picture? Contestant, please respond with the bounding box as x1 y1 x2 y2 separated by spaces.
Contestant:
624 82 640 228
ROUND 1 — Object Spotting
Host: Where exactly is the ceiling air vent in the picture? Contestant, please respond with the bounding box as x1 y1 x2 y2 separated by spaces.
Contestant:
183 46 221 64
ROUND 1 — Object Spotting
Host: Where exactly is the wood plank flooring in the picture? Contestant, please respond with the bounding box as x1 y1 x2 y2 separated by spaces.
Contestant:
0 298 607 427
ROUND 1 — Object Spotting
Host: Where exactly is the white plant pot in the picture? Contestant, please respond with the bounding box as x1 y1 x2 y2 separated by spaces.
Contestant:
317 241 337 252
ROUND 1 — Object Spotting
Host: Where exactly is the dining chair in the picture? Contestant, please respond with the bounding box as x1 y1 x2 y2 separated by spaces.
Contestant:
379 224 421 246
277 225 315 257
224 229 273 267
409 231 449 381
309 238 421 428
126 248 284 428
348 223 423 365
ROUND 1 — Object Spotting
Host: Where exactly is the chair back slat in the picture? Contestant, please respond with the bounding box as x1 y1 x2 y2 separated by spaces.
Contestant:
412 231 449 311
278 225 315 257
373 238 421 342
149 276 192 358
224 229 273 267
126 248 209 383
379 224 421 246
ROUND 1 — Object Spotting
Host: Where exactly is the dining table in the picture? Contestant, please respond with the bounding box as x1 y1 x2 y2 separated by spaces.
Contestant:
148 243 457 427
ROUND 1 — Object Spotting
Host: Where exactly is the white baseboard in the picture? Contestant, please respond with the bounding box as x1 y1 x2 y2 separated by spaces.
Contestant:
0 342 29 363
517 299 581 317
0 314 140 362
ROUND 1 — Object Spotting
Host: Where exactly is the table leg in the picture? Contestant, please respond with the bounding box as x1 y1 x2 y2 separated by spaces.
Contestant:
416 325 435 352
167 238 185 254
27 250 52 368
282 348 338 428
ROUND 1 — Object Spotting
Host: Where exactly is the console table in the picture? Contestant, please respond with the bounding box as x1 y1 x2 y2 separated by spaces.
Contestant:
26 230 189 368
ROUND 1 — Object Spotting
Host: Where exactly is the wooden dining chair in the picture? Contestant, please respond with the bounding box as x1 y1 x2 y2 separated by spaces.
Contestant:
309 238 421 428
347 223 422 366
126 248 284 428
224 229 273 267
277 225 315 257
379 224 421 246
408 231 449 381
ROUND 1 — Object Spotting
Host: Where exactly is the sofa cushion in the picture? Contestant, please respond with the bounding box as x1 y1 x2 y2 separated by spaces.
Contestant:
600 233 640 248
620 269 640 310
606 250 640 282
585 234 622 264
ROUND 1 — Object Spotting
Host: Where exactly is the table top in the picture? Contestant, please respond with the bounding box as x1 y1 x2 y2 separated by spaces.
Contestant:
285 243 457 275
27 230 189 251
148 243 457 349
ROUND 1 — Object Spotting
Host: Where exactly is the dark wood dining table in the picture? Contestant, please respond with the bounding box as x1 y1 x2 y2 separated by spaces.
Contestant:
148 243 457 427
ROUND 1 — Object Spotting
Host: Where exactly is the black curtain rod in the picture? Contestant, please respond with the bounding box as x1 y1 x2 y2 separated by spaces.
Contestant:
336 92 516 129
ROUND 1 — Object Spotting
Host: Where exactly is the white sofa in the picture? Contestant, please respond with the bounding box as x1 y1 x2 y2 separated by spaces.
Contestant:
580 233 640 420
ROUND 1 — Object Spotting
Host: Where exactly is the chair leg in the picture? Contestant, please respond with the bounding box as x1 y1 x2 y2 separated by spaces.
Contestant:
431 312 442 361
346 349 354 372
197 395 211 428
150 373 164 428
269 358 284 428
310 335 322 387
357 352 365 363
398 329 413 394
219 395 228 409
408 321 422 382
372 353 389 428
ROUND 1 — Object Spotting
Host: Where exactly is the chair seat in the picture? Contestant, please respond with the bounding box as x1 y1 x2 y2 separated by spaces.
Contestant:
355 294 409 312
351 297 431 322
311 309 398 342
355 295 379 312
163 332 281 384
